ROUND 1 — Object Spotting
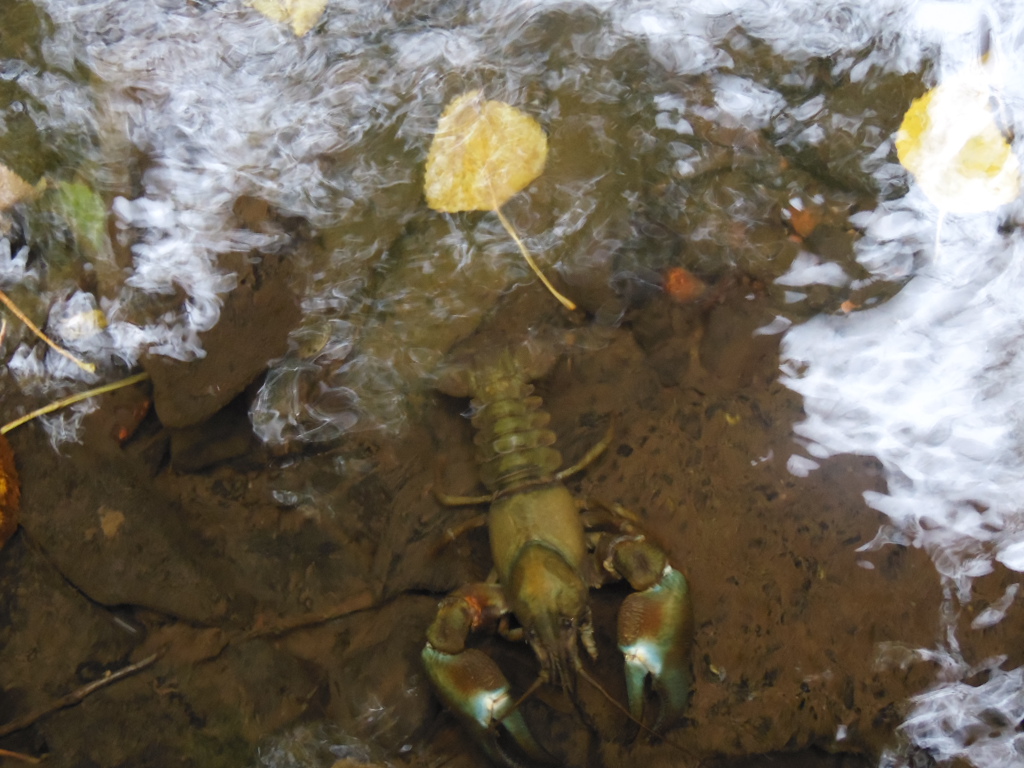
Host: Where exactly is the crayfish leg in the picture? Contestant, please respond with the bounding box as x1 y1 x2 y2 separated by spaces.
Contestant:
553 417 614 482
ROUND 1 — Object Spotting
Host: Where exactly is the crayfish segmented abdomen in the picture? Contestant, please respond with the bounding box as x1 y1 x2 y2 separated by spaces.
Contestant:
471 383 562 494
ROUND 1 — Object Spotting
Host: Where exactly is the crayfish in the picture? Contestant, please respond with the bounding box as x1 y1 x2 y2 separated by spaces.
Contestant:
422 342 693 766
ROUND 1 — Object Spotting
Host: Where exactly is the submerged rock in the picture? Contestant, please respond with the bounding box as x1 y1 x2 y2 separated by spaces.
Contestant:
143 249 300 429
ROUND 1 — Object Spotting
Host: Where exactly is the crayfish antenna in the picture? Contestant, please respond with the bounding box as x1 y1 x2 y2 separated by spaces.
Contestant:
505 674 545 721
577 668 695 761
578 667 647 734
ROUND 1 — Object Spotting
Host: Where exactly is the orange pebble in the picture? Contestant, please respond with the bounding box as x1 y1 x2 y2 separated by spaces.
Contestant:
110 397 152 445
786 205 822 239
664 267 707 303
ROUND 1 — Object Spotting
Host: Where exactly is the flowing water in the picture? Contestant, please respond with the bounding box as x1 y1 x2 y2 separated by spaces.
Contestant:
1 0 1023 766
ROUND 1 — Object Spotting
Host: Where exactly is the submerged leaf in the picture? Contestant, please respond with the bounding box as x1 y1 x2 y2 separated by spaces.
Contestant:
54 180 111 259
0 434 19 548
248 0 326 37
0 163 36 212
895 69 1020 213
424 90 548 212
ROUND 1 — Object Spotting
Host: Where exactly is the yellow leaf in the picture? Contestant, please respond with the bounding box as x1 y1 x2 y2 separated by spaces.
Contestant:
424 90 548 212
61 309 108 340
0 163 36 212
422 91 574 310
248 0 326 37
895 69 1020 213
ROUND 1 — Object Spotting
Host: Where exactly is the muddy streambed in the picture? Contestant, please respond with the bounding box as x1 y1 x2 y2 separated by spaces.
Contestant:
7 276 1018 768
2 2 1024 768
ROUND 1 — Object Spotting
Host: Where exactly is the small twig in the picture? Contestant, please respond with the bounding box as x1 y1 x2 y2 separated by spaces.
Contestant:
0 653 159 739
0 288 95 374
0 372 150 435
0 748 42 764
241 591 376 641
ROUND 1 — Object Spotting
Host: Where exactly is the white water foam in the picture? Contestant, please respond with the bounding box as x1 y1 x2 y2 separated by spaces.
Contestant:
777 2 1024 765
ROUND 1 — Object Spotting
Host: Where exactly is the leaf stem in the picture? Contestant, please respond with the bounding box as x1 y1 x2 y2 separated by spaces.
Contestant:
0 288 96 373
493 206 577 311
1 372 150 435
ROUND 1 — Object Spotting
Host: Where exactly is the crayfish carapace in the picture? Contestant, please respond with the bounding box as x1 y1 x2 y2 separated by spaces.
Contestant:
422 342 693 766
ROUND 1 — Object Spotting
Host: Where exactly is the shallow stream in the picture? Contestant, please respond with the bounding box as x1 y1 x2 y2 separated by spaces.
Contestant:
1 1 1024 767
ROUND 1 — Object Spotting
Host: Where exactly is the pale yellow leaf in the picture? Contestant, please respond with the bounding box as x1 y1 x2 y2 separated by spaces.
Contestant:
424 90 548 212
0 164 35 212
895 68 1020 213
60 309 108 340
248 0 326 37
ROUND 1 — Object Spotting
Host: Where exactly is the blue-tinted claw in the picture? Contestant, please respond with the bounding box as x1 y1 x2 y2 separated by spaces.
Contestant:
423 644 552 766
618 565 693 730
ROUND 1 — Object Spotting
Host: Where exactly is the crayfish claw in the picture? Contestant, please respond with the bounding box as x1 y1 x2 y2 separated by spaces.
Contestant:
617 565 693 731
422 645 553 766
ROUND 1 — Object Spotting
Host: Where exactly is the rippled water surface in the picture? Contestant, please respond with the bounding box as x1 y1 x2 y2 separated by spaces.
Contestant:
2 0 1024 766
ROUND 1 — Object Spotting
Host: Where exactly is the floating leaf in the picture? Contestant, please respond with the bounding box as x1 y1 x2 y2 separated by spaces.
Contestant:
0 163 36 212
424 91 575 310
895 69 1020 213
60 309 108 341
424 90 548 212
0 434 19 548
248 0 326 37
